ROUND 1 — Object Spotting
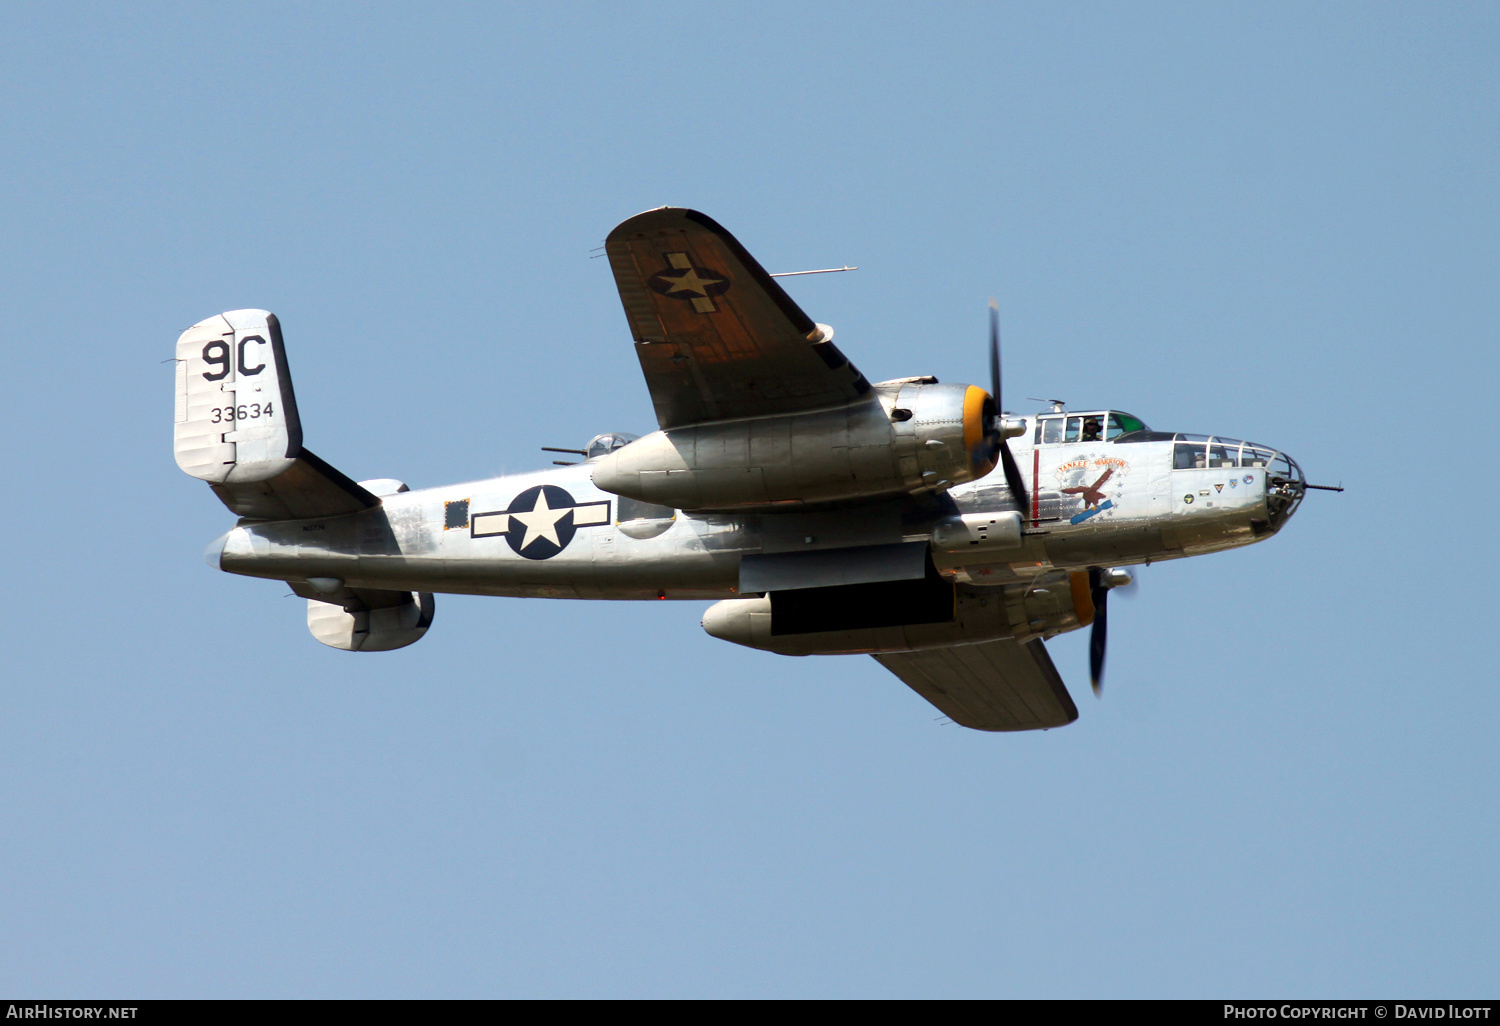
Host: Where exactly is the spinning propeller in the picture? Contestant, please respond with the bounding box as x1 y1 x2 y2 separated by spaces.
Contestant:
987 300 1030 511
984 301 1134 698
1087 566 1134 696
1088 567 1110 696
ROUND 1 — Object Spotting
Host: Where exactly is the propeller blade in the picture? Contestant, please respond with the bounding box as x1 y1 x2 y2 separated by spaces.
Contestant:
1000 441 1029 511
1088 566 1108 696
989 299 1029 511
989 299 1001 401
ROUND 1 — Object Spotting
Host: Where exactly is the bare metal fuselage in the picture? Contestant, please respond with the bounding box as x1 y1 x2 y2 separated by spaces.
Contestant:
212 431 1295 602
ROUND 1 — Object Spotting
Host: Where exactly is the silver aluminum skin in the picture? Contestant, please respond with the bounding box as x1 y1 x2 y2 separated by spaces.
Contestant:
177 207 1313 731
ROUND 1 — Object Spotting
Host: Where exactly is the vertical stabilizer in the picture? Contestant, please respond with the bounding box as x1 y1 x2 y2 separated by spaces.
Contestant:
175 310 378 520
175 309 301 483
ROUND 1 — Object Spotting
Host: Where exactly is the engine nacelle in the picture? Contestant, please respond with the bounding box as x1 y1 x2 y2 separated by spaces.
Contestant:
590 381 998 511
307 591 434 651
702 569 1093 656
928 511 1025 572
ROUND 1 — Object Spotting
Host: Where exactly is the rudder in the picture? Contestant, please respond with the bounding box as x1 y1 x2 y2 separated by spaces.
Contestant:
175 309 301 482
174 310 378 520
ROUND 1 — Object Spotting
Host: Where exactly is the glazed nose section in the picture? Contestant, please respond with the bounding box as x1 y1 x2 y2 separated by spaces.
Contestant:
1264 449 1305 530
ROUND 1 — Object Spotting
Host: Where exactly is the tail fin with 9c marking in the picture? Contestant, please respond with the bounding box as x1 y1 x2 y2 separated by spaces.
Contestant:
174 309 378 520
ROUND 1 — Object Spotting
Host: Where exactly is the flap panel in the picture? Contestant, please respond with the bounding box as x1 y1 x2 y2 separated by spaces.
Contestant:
740 541 927 593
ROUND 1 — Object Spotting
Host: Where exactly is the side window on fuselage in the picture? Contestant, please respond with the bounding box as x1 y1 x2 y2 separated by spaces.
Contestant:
617 495 676 523
1039 418 1065 444
1242 446 1273 468
1174 442 1207 470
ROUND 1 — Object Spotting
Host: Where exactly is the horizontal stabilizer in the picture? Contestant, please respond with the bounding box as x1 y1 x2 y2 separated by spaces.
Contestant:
174 310 378 520
875 638 1078 731
209 450 376 520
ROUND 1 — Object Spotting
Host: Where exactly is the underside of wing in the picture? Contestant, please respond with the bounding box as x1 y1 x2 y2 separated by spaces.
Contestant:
875 638 1080 732
605 207 870 429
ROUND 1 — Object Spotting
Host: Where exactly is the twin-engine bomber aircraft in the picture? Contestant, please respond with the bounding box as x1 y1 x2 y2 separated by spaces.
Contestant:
174 207 1326 732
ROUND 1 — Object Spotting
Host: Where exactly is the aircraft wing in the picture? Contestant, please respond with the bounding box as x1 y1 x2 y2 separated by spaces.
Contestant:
874 638 1079 731
605 207 871 429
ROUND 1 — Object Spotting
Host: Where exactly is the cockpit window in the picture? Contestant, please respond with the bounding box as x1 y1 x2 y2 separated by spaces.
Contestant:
1207 438 1247 468
1173 437 1281 471
1242 445 1273 468
1036 411 1150 444
1174 441 1207 470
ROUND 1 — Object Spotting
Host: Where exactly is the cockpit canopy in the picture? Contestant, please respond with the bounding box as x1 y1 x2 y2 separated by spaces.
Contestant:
1168 435 1285 472
1032 410 1148 444
1029 416 1302 483
586 432 638 459
1158 433 1298 504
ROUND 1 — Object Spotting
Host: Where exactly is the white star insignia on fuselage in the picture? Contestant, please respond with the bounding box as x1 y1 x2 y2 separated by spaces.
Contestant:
507 489 570 551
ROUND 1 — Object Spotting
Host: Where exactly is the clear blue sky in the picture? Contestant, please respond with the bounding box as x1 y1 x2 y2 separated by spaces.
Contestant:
1 1 1495 998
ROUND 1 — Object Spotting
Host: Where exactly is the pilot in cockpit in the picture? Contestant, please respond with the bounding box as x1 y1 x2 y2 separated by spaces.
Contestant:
1081 416 1103 442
